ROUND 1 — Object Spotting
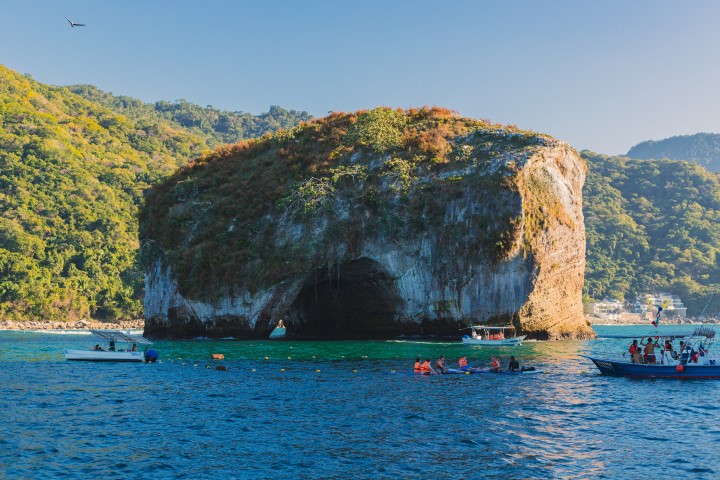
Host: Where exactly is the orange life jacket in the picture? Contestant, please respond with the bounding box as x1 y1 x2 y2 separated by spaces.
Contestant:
491 358 500 369
414 362 421 373
458 357 467 367
421 361 431 373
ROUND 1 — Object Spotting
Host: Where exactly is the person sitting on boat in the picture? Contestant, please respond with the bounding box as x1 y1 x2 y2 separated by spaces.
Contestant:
414 358 422 373
664 340 677 360
643 337 659 364
497 331 505 340
631 348 643 364
435 355 447 374
458 355 470 371
508 356 520 372
92 343 104 351
131 343 138 352
490 356 501 372
628 339 639 355
420 358 434 375
679 342 690 364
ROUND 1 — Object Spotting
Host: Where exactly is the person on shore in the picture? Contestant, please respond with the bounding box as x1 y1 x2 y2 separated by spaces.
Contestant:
643 337 659 364
632 348 643 364
414 358 422 373
435 355 447 374
458 355 470 372
491 356 501 372
508 356 520 372
420 358 434 375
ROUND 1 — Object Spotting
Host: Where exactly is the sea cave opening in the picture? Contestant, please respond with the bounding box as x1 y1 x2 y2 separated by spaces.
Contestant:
284 258 405 339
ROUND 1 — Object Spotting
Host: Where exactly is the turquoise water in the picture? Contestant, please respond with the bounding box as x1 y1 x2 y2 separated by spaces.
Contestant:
2 325 720 479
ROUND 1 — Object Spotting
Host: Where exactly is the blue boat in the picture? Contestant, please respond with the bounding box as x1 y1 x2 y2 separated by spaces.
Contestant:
582 327 720 379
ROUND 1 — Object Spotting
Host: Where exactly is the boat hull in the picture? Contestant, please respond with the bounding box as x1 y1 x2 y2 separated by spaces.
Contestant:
64 349 145 362
444 368 541 375
461 335 526 346
581 355 720 378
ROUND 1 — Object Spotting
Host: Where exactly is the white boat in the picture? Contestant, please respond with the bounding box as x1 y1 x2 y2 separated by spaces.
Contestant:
64 330 154 362
461 325 526 346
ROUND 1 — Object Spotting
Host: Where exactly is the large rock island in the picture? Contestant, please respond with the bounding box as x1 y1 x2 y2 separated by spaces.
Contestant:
140 107 594 340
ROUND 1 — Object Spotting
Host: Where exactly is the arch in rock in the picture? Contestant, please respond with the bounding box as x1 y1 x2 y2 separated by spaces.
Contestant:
283 258 406 339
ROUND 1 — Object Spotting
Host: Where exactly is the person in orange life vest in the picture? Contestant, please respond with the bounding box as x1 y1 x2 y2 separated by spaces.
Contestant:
628 340 639 355
420 358 433 374
458 355 470 371
435 355 447 373
414 358 422 373
490 356 501 372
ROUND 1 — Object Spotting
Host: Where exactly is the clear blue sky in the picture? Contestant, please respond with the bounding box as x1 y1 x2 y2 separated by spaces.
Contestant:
3 0 720 154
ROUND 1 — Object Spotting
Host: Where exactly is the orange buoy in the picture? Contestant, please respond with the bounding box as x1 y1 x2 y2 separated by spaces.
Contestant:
676 364 684 373
211 353 225 360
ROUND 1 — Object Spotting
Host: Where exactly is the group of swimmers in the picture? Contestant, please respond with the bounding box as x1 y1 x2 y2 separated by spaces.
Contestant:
413 354 521 374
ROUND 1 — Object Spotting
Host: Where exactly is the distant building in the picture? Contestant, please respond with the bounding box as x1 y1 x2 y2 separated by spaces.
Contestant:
593 299 624 320
643 293 687 318
628 300 648 314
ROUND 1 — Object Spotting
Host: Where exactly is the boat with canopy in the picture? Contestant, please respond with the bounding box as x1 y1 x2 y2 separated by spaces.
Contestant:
461 325 526 346
64 330 155 362
581 327 719 378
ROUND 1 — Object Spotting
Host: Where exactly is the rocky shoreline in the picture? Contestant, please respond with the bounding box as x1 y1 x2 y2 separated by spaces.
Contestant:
0 319 145 332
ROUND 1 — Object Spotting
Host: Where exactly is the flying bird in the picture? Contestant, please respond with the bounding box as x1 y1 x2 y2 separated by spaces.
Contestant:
64 16 86 27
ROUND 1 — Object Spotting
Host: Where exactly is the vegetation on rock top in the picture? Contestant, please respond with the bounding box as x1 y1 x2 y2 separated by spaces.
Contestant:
140 107 559 300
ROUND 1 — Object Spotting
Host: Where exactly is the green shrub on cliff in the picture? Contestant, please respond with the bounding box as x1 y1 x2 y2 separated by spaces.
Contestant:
140 107 554 300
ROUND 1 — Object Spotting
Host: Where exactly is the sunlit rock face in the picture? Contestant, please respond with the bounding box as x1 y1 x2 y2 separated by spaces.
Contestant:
141 108 594 340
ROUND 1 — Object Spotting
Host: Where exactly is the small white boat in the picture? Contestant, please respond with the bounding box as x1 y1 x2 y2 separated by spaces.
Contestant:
64 330 154 362
461 325 526 346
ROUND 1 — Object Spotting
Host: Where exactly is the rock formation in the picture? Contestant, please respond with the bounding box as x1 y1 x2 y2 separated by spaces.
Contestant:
140 107 594 340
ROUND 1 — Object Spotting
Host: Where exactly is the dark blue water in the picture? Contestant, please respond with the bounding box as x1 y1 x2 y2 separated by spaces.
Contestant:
2 326 720 479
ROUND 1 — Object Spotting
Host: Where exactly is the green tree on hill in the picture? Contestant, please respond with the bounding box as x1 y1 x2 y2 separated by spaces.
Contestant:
583 151 720 314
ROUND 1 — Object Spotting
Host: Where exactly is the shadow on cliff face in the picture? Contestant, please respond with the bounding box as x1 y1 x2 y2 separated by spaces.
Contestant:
284 258 407 339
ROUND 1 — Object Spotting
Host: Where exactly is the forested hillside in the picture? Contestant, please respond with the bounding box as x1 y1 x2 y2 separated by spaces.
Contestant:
0 65 309 322
627 133 720 172
583 152 720 314
68 85 312 147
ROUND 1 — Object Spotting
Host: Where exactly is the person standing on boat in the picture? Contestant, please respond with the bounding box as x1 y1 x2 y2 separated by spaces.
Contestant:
508 356 520 372
435 355 447 374
642 337 659 364
628 340 639 355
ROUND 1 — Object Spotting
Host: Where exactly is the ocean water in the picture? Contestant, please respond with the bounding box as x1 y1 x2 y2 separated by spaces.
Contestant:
2 325 720 479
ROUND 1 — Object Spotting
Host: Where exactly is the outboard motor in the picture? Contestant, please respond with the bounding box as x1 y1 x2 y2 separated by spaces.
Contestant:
144 349 159 363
